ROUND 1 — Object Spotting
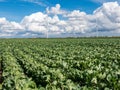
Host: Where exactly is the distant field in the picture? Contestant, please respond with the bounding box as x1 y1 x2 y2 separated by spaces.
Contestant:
0 38 120 90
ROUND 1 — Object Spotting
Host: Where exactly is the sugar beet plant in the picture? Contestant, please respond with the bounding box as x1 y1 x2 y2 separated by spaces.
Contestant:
0 38 120 90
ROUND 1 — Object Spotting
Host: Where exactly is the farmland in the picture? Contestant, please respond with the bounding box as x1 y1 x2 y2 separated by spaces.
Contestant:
0 38 120 90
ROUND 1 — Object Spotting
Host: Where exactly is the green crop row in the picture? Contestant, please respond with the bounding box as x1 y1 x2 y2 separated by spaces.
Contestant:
2 49 37 90
13 49 78 90
0 38 120 90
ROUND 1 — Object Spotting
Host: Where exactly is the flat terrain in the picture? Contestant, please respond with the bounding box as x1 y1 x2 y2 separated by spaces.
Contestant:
0 38 120 90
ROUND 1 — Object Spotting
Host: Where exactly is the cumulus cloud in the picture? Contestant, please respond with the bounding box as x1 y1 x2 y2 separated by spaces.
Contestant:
0 2 120 37
46 4 67 15
93 2 120 32
0 18 24 37
65 10 86 18
21 12 47 33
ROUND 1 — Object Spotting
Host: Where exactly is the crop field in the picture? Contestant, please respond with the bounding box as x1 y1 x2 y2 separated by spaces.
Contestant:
0 38 120 90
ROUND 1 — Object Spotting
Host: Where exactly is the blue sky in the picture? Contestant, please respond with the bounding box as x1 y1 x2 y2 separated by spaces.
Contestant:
0 0 120 38
0 0 101 22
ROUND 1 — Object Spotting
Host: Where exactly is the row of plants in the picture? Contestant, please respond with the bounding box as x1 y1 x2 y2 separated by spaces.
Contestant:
2 48 37 90
18 39 120 89
13 49 78 90
0 38 120 89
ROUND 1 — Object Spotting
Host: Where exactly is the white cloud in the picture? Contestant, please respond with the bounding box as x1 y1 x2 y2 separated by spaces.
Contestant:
93 2 120 32
21 12 48 34
0 18 24 37
0 2 120 37
22 0 47 7
21 12 66 37
92 0 120 4
46 4 67 15
65 10 86 18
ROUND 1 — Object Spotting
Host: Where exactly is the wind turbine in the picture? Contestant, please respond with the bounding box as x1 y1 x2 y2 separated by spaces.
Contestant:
96 17 99 37
46 19 49 38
